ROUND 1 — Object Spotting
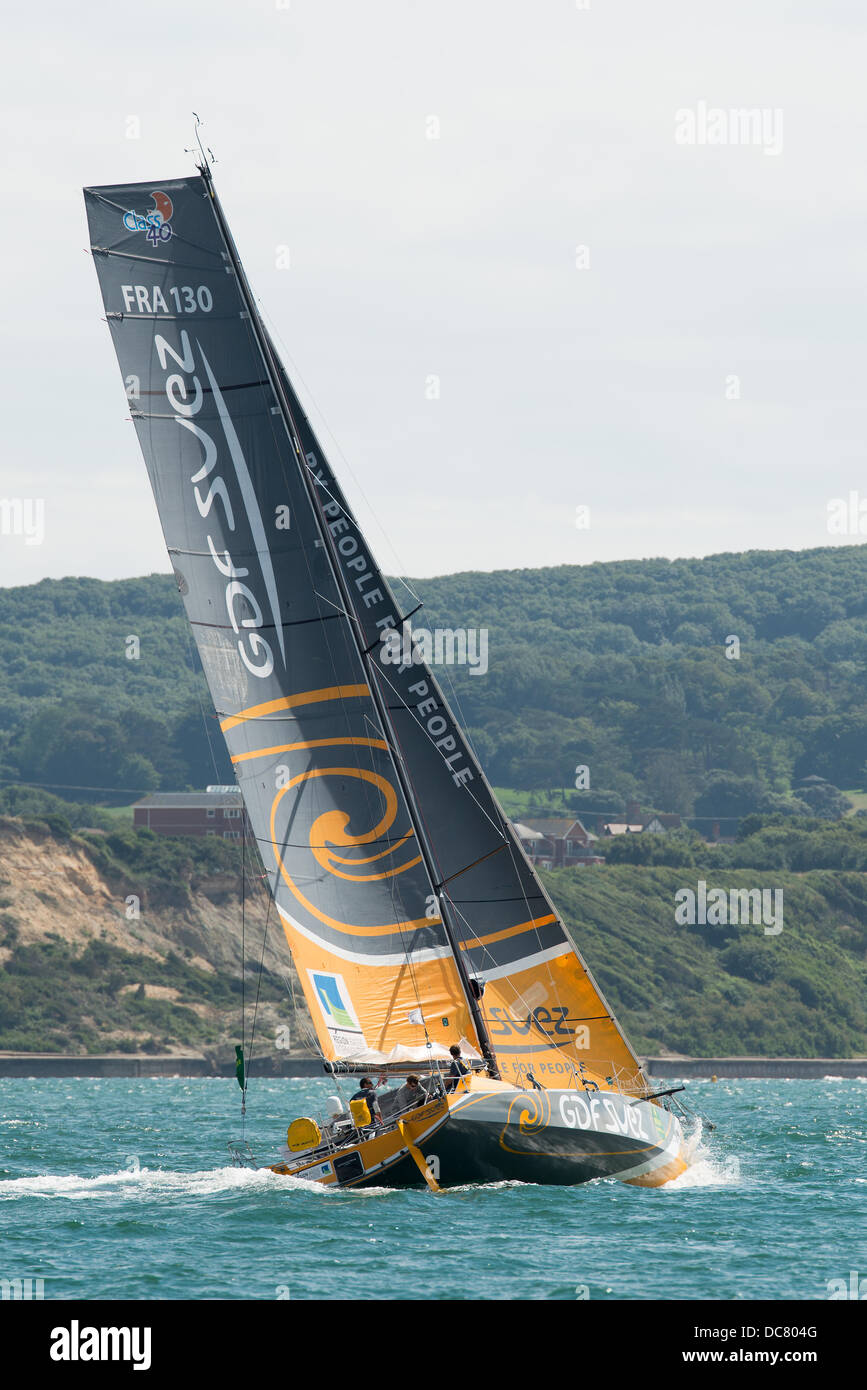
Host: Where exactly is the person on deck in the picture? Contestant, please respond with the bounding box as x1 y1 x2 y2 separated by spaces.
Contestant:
392 1075 429 1113
446 1044 470 1093
350 1075 386 1126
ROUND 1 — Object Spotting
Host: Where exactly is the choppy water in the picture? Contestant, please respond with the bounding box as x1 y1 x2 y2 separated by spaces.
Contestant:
1 1077 864 1300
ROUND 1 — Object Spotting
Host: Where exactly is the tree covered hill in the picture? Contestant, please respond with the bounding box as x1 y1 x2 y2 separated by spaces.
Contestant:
555 863 867 1057
3 545 867 817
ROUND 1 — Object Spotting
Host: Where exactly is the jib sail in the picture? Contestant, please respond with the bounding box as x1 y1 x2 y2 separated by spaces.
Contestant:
264 334 647 1092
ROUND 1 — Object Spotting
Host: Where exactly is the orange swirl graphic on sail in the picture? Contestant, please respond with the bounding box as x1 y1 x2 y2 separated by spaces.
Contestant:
304 768 421 881
269 765 429 937
220 683 370 732
230 691 433 937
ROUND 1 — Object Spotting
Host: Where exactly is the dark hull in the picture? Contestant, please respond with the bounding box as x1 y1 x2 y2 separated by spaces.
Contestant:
342 1087 686 1189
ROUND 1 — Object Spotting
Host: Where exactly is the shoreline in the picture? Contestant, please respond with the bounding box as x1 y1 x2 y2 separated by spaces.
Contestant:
643 1055 867 1080
0 1053 324 1079
0 1053 865 1079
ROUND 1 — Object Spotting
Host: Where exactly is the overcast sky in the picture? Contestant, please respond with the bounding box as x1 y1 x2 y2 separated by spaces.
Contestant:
2 0 867 588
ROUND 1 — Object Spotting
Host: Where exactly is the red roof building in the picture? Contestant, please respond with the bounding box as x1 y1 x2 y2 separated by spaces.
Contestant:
133 786 248 839
511 817 603 868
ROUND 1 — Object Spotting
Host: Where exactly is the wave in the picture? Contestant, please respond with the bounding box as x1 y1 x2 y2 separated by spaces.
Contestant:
0 1165 331 1201
662 1154 742 1189
649 1115 744 1190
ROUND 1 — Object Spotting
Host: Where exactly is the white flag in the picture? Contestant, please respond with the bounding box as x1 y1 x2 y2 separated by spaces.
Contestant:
407 1009 424 1026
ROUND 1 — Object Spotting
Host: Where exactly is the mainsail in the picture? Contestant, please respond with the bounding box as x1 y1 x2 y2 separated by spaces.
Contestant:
84 170 647 1091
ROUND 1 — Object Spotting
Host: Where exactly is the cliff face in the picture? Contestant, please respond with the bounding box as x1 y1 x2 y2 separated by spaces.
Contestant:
0 817 291 971
0 818 309 1056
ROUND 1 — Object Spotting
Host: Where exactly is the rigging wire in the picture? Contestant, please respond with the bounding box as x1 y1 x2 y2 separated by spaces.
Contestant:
256 303 422 613
362 610 649 1090
179 621 224 788
243 854 273 1092
240 813 246 1136
368 658 505 843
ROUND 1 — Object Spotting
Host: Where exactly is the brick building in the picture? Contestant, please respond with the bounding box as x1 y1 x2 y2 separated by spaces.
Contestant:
511 817 603 868
133 786 248 839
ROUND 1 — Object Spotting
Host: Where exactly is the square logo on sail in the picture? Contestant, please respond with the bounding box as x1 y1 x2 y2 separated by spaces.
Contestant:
307 970 367 1056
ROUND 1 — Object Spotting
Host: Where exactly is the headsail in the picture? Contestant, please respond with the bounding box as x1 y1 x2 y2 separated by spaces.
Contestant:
265 335 649 1093
84 170 648 1092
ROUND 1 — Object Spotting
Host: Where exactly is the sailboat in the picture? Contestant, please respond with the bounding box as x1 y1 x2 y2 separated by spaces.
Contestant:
83 162 692 1190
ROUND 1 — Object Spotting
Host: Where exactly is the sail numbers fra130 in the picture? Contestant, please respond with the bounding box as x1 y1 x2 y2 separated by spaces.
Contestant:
121 284 214 315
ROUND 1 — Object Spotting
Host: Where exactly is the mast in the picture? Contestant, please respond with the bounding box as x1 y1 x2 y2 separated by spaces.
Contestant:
199 165 498 1074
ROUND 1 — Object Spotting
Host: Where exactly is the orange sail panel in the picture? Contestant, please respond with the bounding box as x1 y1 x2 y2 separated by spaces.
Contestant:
470 936 647 1091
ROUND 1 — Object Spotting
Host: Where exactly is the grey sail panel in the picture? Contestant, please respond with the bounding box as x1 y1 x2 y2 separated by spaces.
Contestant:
83 177 477 1062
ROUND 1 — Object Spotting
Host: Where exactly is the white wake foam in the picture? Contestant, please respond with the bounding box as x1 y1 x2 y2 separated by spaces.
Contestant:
661 1153 742 1189
0 1164 331 1201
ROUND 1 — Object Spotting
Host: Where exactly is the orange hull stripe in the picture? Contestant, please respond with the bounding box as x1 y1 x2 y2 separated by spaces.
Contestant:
459 913 557 951
231 736 388 764
220 683 370 732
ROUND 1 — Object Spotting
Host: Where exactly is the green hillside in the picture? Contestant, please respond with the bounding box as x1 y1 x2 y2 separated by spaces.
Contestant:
3 549 867 1057
556 865 867 1057
3 547 867 819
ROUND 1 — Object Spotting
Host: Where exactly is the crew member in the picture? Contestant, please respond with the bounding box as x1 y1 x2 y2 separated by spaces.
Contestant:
350 1074 386 1126
392 1074 429 1112
446 1044 470 1093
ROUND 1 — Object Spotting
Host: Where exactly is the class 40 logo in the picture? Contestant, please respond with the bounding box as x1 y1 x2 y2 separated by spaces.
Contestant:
122 190 173 245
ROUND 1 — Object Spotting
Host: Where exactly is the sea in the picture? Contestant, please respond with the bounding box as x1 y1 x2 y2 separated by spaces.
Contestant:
1 1076 864 1301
